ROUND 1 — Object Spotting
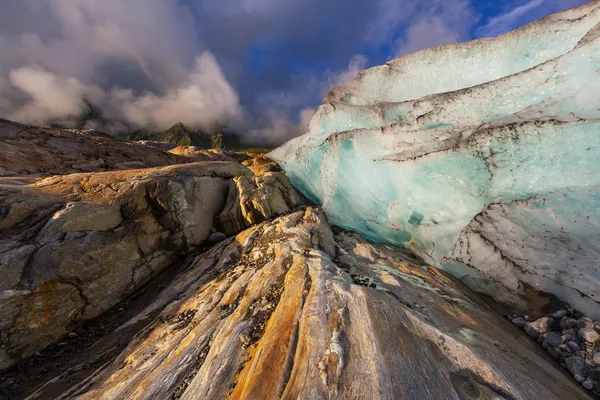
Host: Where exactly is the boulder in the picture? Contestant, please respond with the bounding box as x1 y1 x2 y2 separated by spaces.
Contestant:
524 318 554 340
17 208 588 399
0 162 254 370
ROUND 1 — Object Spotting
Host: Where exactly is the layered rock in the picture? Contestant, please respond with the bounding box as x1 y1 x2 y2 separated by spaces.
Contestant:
269 1 600 318
0 158 305 371
18 208 587 399
0 118 184 177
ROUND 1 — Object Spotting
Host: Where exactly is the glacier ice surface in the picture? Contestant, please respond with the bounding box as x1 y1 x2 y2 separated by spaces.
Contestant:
269 1 600 318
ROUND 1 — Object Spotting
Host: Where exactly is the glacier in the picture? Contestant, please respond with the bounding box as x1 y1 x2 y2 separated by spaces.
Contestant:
269 1 600 318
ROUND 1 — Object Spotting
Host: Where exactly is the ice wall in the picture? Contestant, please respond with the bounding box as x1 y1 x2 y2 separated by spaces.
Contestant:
269 1 600 318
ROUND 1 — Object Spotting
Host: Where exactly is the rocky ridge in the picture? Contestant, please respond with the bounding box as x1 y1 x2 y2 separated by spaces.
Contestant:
8 208 590 399
0 122 305 373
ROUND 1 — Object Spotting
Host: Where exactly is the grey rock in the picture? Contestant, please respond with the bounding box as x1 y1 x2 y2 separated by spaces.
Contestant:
545 332 563 347
566 356 587 377
588 367 600 380
561 317 578 330
567 341 581 352
542 341 550 350
577 317 594 329
547 347 561 361
579 328 600 343
67 332 78 339
208 232 227 244
593 352 600 365
551 310 568 319
574 374 586 383
582 380 594 390
512 317 527 327
524 317 554 340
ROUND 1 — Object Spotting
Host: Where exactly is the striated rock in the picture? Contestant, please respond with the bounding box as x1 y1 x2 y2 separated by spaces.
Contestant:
269 1 600 318
218 172 306 235
20 208 588 399
0 118 185 176
524 317 554 340
0 162 255 370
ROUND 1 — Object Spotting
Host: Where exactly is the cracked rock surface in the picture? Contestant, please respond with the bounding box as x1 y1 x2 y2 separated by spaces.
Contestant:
0 118 186 177
269 1 600 318
0 148 305 372
13 208 588 399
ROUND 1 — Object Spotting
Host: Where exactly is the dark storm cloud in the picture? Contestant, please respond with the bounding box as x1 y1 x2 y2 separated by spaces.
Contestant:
0 0 588 144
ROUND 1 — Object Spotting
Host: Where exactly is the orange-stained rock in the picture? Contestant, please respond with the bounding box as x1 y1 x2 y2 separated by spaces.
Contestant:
24 209 588 399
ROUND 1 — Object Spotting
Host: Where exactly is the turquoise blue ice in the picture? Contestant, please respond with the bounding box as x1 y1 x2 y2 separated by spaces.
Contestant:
270 1 600 317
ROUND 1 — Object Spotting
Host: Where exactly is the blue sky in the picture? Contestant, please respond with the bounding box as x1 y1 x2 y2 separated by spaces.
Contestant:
0 0 589 142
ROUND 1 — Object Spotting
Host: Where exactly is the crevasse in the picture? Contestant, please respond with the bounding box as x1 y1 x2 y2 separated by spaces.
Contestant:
269 1 600 318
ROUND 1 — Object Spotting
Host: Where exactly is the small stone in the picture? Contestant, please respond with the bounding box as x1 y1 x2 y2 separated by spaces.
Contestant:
588 367 600 380
574 374 586 383
542 341 550 350
567 341 581 352
579 328 600 343
67 332 78 339
593 352 600 365
561 317 578 330
545 332 563 347
556 345 572 357
538 333 548 344
551 310 568 319
594 323 600 333
578 317 594 329
208 232 227 244
511 317 527 327
583 380 594 390
566 356 587 377
547 347 561 360
118 307 125 312
524 317 553 340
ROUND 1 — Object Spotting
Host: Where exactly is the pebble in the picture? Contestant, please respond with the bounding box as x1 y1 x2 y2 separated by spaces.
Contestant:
547 347 561 361
589 367 600 380
594 352 600 365
577 317 594 329
67 332 78 339
579 328 600 343
209 232 227 244
511 317 527 327
565 356 587 377
550 310 568 319
583 380 594 390
545 332 563 347
524 317 553 340
567 341 581 352
560 317 577 330
574 374 586 383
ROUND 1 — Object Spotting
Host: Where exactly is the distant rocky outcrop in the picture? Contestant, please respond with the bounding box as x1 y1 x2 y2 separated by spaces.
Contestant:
0 118 184 177
128 122 248 150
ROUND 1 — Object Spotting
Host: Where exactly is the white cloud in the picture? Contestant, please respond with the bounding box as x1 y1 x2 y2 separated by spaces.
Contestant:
0 0 243 131
389 0 475 58
478 0 545 37
326 55 369 89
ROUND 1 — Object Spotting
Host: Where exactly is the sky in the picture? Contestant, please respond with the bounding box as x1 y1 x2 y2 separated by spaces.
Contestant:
0 0 589 144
